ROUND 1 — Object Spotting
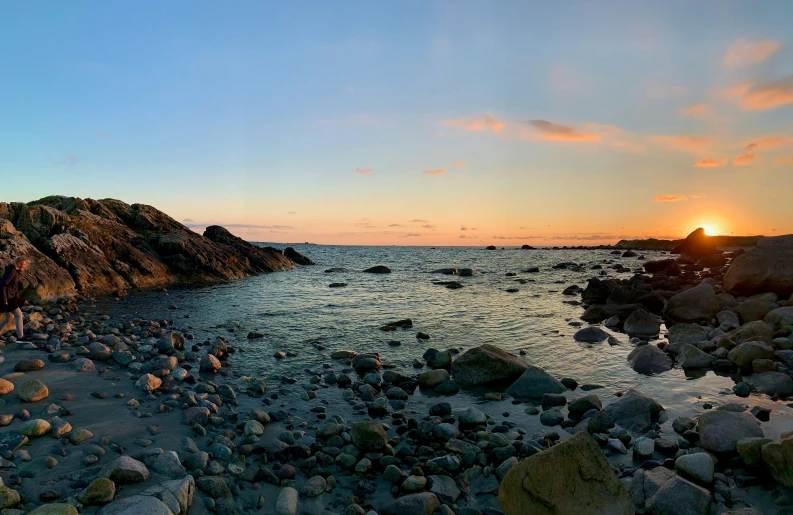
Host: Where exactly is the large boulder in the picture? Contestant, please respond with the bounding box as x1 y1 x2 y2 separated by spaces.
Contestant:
728 341 774 368
380 493 441 515
676 343 716 369
725 235 793 296
744 372 793 396
664 283 719 323
765 306 793 329
504 366 566 399
284 247 314 265
725 320 773 343
672 228 716 260
604 390 665 433
735 299 777 324
498 432 633 515
0 220 76 302
351 420 388 451
667 323 709 345
573 326 610 343
98 494 173 515
762 435 793 488
623 309 662 336
100 456 151 484
451 345 528 386
644 474 712 515
698 411 763 454
627 345 673 375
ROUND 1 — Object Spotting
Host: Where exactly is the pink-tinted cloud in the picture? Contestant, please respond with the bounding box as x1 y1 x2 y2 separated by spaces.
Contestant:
734 151 757 166
694 158 728 168
719 81 753 100
452 161 466 167
355 168 374 175
423 169 447 176
421 224 436 230
775 156 793 164
611 140 646 152
743 135 793 151
652 134 713 153
523 120 601 142
654 194 688 202
681 104 710 117
439 113 504 133
739 75 793 111
410 219 428 223
724 39 783 68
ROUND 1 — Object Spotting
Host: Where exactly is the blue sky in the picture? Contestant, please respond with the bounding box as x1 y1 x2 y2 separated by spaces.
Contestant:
2 1 792 244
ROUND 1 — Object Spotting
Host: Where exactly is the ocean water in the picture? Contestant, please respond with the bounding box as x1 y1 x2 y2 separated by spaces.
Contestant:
92 245 793 441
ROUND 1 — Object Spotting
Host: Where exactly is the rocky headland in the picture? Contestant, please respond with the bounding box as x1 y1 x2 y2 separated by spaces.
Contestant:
0 196 310 302
0 226 791 514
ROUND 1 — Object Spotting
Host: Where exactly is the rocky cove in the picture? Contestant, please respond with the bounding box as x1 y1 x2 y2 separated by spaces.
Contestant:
0 214 792 514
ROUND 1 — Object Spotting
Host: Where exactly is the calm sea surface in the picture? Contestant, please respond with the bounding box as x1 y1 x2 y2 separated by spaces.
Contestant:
92 245 793 440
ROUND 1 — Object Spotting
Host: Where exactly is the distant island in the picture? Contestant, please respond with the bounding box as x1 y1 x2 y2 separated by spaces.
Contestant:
614 234 764 251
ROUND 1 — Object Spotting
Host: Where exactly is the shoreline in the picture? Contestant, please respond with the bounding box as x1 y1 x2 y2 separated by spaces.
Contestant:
0 235 792 514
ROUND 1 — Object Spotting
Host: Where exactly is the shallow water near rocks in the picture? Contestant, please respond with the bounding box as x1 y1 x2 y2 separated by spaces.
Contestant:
92 245 793 445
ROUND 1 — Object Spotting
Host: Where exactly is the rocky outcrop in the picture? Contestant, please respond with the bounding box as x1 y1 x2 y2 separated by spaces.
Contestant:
672 228 717 259
0 196 309 302
498 432 633 515
725 235 793 296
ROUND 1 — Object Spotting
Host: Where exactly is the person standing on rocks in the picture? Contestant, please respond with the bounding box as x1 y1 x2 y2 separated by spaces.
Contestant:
0 258 28 341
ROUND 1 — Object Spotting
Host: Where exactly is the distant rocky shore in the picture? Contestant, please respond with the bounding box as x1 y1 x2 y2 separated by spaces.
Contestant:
0 196 313 302
0 226 792 515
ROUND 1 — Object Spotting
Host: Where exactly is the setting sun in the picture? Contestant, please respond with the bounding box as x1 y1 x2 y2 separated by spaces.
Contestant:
701 225 716 236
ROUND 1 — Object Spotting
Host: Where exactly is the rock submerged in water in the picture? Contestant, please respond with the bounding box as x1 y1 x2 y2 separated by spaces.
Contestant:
363 265 391 274
450 344 528 386
573 326 610 343
283 247 314 265
498 432 633 515
627 344 673 375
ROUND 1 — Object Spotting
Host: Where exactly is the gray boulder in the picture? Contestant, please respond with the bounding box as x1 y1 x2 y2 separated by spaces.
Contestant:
644 475 712 515
664 283 719 323
698 410 763 453
505 365 566 399
604 390 665 433
451 344 528 386
573 326 610 343
744 372 793 396
724 235 793 296
627 345 673 375
676 343 716 369
624 308 662 336
498 432 633 515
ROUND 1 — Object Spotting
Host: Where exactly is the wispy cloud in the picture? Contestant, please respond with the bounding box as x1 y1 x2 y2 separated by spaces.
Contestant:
389 223 405 227
652 134 713 153
775 156 793 164
352 218 375 228
410 219 428 223
439 113 504 133
522 120 601 142
61 154 83 167
724 39 783 68
452 161 466 167
421 224 436 230
654 194 688 202
355 168 374 175
611 140 646 152
184 222 294 229
288 211 297 215
734 151 757 166
743 135 793 151
423 169 447 176
718 81 754 100
401 233 422 238
694 158 728 168
681 104 710 117
739 75 793 111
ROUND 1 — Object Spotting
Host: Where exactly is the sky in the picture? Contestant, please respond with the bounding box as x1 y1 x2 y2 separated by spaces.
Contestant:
1 1 793 246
